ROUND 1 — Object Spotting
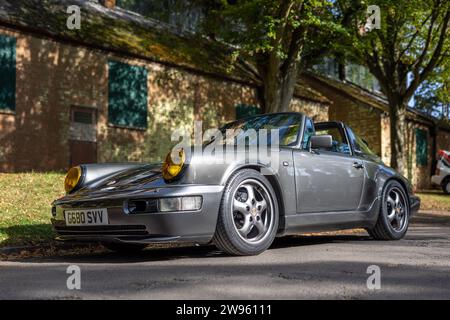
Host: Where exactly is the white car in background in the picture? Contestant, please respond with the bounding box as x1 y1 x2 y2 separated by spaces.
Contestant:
432 150 450 194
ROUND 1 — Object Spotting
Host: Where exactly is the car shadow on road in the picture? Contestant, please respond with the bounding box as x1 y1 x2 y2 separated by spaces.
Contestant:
13 234 371 264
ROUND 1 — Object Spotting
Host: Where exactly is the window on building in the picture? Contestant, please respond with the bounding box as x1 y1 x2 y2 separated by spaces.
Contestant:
415 128 428 166
345 63 381 93
0 35 16 111
108 60 148 129
312 56 339 79
235 104 260 120
116 0 205 33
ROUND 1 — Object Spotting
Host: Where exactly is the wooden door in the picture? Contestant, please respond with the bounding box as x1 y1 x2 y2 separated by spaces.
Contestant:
69 106 97 167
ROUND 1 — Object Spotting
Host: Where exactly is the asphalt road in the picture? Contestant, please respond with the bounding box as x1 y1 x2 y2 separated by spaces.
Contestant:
1 213 450 300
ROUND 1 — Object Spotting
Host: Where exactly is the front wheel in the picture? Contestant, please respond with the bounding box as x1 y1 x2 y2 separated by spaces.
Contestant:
213 169 279 256
368 180 409 240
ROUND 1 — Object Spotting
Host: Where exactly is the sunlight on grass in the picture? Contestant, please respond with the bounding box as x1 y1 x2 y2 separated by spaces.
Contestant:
0 172 65 246
416 191 450 212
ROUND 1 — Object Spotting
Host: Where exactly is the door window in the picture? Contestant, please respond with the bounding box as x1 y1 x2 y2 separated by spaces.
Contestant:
314 124 350 155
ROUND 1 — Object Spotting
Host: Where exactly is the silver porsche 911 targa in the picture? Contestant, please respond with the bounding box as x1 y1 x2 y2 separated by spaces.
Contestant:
51 112 420 255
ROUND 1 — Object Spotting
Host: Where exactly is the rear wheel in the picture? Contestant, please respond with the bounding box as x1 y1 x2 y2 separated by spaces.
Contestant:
442 177 450 195
368 180 409 240
213 169 279 256
102 242 147 253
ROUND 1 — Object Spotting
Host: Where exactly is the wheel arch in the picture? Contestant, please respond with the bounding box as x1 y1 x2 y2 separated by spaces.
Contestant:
221 164 286 235
381 177 411 207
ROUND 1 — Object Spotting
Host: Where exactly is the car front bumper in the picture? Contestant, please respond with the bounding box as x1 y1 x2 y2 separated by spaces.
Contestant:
431 174 443 186
51 185 224 245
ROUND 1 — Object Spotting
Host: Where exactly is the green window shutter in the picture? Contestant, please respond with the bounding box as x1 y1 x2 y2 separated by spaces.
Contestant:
235 104 260 120
415 128 428 166
0 35 16 111
108 60 148 129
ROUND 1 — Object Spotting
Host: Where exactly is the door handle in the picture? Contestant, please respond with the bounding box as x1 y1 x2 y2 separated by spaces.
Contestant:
353 162 364 169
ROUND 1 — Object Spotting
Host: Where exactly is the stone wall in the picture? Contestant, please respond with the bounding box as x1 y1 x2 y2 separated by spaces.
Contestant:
290 98 329 123
406 121 433 190
330 101 382 156
436 129 450 153
382 116 434 190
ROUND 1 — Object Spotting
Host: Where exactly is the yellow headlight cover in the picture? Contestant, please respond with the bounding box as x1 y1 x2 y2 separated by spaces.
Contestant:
162 148 186 180
64 166 82 193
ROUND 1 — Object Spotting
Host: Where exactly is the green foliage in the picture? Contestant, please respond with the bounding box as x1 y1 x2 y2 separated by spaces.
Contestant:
337 0 449 102
205 0 342 65
414 62 450 121
336 0 449 171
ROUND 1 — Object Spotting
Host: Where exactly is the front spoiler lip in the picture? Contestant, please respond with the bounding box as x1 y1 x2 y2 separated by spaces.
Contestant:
55 235 181 244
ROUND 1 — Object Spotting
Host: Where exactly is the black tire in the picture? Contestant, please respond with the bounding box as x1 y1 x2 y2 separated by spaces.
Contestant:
102 242 147 253
213 169 279 256
368 180 410 240
442 177 450 195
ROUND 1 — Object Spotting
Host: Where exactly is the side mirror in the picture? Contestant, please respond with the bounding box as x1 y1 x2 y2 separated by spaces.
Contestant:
310 135 333 150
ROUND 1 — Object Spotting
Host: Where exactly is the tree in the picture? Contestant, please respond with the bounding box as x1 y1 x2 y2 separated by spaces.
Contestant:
203 0 342 113
338 0 450 173
414 63 450 121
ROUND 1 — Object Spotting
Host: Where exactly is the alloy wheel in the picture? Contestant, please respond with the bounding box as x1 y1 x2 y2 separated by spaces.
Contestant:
232 179 274 244
386 187 408 232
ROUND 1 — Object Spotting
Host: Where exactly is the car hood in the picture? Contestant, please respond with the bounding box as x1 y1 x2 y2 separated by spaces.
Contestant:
65 164 166 200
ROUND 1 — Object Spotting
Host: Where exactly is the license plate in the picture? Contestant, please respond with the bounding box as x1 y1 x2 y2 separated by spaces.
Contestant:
64 208 109 226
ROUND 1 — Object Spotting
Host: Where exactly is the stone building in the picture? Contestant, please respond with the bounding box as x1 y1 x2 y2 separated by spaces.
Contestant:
0 0 448 190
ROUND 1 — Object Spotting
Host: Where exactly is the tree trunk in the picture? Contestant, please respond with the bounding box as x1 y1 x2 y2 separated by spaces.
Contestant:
388 97 408 175
259 57 299 114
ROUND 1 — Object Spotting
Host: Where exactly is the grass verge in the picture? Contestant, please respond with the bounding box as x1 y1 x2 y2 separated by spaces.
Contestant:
0 172 65 247
416 191 450 212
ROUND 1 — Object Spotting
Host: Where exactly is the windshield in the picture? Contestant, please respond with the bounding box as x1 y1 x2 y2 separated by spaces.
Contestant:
209 113 303 147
